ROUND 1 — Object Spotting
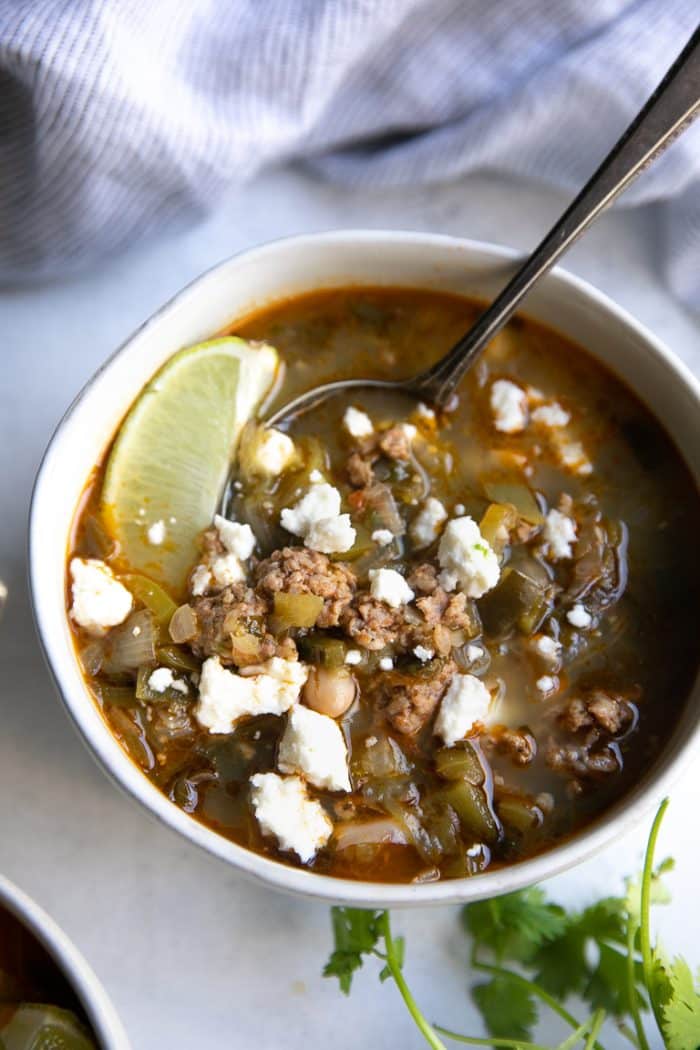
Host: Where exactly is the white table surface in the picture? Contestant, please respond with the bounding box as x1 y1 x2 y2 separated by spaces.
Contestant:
1 167 698 1050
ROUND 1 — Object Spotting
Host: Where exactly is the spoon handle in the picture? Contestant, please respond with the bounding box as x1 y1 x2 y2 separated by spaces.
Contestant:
418 26 700 409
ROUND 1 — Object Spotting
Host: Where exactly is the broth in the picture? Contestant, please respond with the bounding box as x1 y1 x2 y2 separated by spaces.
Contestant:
67 288 700 883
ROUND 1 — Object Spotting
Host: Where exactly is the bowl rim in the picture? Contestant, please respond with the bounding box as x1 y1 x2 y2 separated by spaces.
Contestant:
0 872 130 1047
29 229 700 907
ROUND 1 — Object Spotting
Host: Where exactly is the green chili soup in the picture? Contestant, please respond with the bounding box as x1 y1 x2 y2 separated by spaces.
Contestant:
66 288 700 884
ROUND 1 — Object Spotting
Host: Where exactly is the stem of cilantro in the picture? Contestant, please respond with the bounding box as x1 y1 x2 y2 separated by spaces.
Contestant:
616 1023 639 1047
433 1026 549 1049
639 798 669 1036
625 917 649 1050
582 1011 606 1050
471 957 605 1050
378 912 448 1050
556 1020 599 1050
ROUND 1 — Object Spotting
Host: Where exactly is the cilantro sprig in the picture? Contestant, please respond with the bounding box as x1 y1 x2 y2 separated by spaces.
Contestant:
323 800 700 1050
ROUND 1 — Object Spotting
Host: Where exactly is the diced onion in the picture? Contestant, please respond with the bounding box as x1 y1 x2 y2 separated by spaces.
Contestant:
334 817 409 851
169 604 198 643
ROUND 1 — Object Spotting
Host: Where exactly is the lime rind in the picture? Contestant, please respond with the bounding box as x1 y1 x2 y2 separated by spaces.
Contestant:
101 337 278 593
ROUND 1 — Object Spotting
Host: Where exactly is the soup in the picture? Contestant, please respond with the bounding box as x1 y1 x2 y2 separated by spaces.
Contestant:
66 288 699 883
0 902 97 1048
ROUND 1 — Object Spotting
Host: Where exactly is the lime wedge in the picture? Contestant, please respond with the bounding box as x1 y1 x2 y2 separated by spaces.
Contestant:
101 338 278 593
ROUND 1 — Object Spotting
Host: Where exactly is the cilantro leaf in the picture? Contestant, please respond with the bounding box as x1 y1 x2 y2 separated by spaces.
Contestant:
584 942 646 1017
578 898 628 946
658 956 700 1050
472 975 538 1041
463 887 567 963
532 926 588 999
323 907 383 994
533 897 628 1001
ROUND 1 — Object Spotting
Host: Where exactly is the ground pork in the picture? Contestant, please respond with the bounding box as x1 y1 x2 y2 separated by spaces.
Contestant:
346 452 375 489
559 690 633 736
341 582 479 654
545 739 622 780
546 688 634 787
407 563 439 595
376 660 456 736
340 595 414 651
254 547 356 628
189 583 295 667
378 425 413 461
488 727 537 766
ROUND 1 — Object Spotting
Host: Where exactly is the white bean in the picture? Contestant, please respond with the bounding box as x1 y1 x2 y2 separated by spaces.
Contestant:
303 667 356 718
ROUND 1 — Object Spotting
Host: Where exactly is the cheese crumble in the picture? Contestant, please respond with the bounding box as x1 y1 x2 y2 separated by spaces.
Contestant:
148 667 188 695
195 657 308 733
343 406 374 438
70 558 132 636
249 773 332 862
435 674 492 747
281 481 356 554
369 568 414 608
278 705 351 792
437 517 500 598
544 508 577 560
567 604 592 629
410 497 448 549
490 379 528 434
251 427 297 477
372 528 394 547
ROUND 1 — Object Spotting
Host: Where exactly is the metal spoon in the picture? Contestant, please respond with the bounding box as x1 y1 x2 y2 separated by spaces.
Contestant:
267 26 699 426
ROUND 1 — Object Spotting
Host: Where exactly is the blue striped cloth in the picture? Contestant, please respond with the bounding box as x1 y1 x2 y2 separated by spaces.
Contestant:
0 1 698 306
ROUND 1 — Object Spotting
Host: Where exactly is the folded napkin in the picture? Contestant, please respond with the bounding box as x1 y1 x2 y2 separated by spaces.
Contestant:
0 0 698 306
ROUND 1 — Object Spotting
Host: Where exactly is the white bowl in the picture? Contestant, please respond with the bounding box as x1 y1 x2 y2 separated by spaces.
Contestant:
0 873 129 1047
29 231 700 907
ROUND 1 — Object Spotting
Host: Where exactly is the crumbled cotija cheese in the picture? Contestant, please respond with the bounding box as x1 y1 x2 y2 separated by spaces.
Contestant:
188 515 257 596
148 667 188 695
434 674 492 747
437 517 500 598
70 558 132 636
190 564 213 596
531 402 570 428
544 508 577 560
280 481 356 554
536 675 558 694
552 435 593 476
372 528 394 547
305 514 356 555
413 645 434 662
251 428 297 477
249 772 332 862
410 497 447 549
278 705 351 791
490 379 528 433
344 649 362 666
567 604 592 629
379 657 394 671
210 553 246 588
532 634 560 662
369 568 414 608
214 515 256 560
343 406 374 438
195 656 308 733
